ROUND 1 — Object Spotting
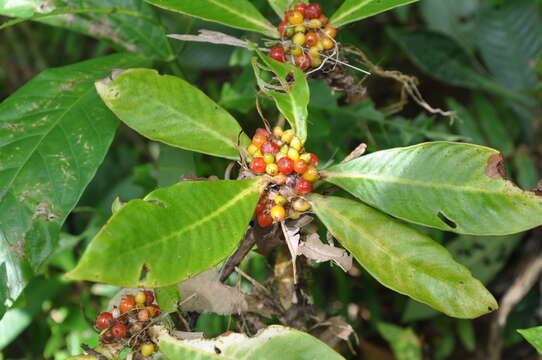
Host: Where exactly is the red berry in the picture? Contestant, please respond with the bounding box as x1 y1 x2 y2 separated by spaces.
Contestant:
277 157 294 175
293 159 308 174
295 54 311 71
295 178 313 194
294 2 307 15
306 32 318 47
308 153 319 167
255 200 266 215
305 3 322 19
261 141 279 155
251 157 266 173
111 323 127 338
119 295 135 314
143 290 154 305
147 304 161 318
138 309 150 322
257 213 273 227
278 20 289 38
256 128 270 136
284 9 295 20
252 133 267 147
96 312 114 330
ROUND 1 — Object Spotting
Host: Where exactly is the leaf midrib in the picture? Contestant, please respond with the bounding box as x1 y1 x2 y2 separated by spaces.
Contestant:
207 0 274 33
330 0 371 25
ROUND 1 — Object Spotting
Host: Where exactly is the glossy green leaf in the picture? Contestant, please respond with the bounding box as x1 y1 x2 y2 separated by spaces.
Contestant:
377 323 422 360
518 326 542 355
387 28 524 103
0 53 150 319
323 142 542 235
144 0 278 38
0 0 173 61
66 179 266 287
251 48 309 143
329 0 418 28
159 325 345 359
309 195 497 318
96 68 249 160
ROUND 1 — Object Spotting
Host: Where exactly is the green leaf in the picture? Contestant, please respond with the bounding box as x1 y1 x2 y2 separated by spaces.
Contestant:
0 0 174 61
308 195 497 318
267 0 292 18
0 53 150 319
518 326 542 355
251 48 309 143
158 325 345 359
387 28 524 103
377 322 422 360
155 285 181 313
322 142 542 235
66 179 266 287
144 0 278 38
96 68 249 161
329 0 418 28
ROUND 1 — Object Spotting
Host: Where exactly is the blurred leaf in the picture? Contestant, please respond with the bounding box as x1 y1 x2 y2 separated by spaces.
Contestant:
66 179 265 287
329 0 418 28
0 0 174 60
388 28 523 102
0 53 149 319
251 48 309 143
376 322 422 360
309 195 497 319
513 152 540 190
144 0 278 37
472 94 514 155
158 144 196 188
219 67 257 114
457 319 475 351
446 98 485 145
267 0 306 18
96 68 250 160
155 285 181 313
323 142 542 235
518 326 542 355
158 325 345 359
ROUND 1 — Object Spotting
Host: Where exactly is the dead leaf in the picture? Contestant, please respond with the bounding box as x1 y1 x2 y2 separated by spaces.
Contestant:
178 269 248 315
274 248 296 310
299 234 353 272
168 30 256 49
281 221 302 283
317 316 355 348
486 153 505 179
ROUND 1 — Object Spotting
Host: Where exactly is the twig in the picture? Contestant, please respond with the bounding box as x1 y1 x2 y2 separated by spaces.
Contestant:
224 162 236 180
81 344 107 360
219 228 258 282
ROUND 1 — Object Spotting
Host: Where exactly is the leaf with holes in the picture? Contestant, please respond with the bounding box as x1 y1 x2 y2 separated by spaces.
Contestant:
66 179 266 287
0 0 174 61
157 325 345 359
251 48 309 143
96 68 250 160
309 195 497 318
329 0 419 28
0 53 150 319
144 0 278 38
322 142 542 235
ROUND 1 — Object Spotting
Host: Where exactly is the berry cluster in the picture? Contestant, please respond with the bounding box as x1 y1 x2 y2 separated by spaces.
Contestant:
95 290 160 357
247 126 319 227
269 2 337 71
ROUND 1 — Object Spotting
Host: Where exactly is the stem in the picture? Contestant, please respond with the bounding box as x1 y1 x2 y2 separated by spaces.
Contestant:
0 7 162 31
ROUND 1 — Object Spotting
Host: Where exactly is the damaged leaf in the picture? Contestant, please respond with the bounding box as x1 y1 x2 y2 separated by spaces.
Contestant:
322 142 542 235
299 233 352 272
96 68 250 160
144 0 278 38
158 325 345 359
309 195 498 319
0 53 150 319
178 269 248 315
251 48 309 143
66 179 266 287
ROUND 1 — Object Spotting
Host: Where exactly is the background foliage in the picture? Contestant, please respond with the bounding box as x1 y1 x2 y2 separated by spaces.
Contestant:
1 0 542 359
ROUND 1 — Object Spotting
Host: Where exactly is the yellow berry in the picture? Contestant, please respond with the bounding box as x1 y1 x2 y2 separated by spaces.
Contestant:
140 343 155 357
316 40 324 52
294 25 306 33
266 163 279 176
263 153 275 164
288 147 300 160
273 126 284 138
309 46 320 57
322 37 334 50
292 198 311 212
247 144 259 155
135 291 146 306
290 136 302 151
274 195 287 206
280 145 289 154
308 19 321 29
310 55 322 67
303 166 319 182
276 152 287 161
290 45 303 56
288 208 301 219
289 11 304 25
270 205 286 222
253 149 263 157
293 32 306 46
281 129 295 143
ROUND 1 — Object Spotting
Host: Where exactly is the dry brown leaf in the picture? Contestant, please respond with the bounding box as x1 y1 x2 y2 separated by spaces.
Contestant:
299 234 353 272
168 30 250 48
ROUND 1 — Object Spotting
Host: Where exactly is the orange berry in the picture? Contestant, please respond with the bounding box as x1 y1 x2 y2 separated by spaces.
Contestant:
303 166 319 182
319 14 329 25
323 25 337 38
295 54 311 71
293 159 308 174
306 32 318 47
252 133 267 147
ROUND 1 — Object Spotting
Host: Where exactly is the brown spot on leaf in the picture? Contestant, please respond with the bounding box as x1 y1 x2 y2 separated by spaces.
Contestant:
486 153 506 179
532 180 542 196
